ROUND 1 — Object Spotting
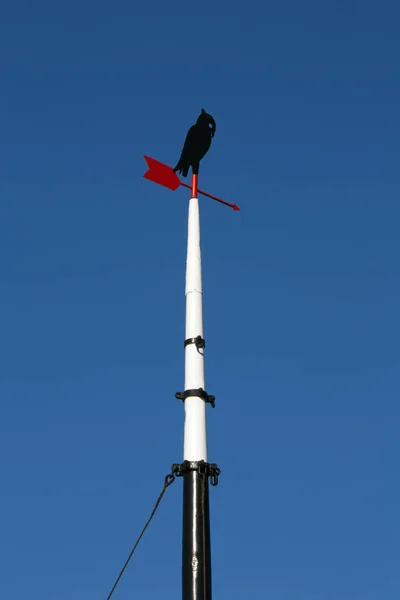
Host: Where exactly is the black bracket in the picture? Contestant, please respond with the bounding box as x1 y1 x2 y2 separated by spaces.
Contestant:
175 387 215 408
172 460 221 486
184 335 205 354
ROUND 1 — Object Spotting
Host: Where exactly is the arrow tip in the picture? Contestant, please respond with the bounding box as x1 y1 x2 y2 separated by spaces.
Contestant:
232 204 240 211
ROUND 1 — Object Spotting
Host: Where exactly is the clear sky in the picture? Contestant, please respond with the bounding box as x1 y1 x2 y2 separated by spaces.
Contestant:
1 1 399 599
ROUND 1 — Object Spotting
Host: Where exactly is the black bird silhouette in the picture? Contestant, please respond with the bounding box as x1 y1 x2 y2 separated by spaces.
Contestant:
173 109 216 178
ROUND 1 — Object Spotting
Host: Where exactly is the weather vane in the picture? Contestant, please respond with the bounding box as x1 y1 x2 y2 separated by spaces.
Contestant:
143 109 239 600
143 109 240 211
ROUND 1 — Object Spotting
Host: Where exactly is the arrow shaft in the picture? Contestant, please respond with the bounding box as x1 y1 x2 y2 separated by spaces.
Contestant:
143 156 239 210
181 182 235 209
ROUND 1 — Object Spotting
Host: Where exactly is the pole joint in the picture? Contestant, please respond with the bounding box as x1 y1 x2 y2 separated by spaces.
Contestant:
175 387 215 408
172 460 221 486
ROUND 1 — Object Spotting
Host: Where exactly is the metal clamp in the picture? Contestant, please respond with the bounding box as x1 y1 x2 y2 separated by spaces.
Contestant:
184 335 205 354
172 460 221 486
175 387 215 408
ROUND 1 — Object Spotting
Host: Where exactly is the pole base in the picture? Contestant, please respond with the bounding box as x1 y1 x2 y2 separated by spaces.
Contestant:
171 461 220 600
182 468 212 600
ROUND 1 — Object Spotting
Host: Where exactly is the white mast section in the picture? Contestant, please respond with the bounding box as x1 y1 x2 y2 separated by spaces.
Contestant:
183 196 208 462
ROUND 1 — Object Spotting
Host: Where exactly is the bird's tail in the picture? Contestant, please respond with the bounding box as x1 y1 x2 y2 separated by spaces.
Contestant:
173 162 189 178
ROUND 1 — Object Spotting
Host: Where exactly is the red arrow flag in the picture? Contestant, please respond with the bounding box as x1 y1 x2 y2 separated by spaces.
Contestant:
143 156 181 191
143 156 240 211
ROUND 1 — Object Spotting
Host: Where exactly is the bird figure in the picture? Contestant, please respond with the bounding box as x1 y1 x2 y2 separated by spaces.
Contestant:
173 109 216 178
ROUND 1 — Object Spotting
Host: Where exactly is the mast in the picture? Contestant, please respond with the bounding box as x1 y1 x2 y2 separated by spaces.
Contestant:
142 110 237 599
175 174 220 600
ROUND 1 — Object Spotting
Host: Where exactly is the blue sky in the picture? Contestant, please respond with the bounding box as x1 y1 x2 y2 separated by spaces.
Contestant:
1 1 400 598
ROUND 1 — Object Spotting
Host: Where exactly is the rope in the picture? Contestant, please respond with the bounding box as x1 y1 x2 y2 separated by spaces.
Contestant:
105 471 176 600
